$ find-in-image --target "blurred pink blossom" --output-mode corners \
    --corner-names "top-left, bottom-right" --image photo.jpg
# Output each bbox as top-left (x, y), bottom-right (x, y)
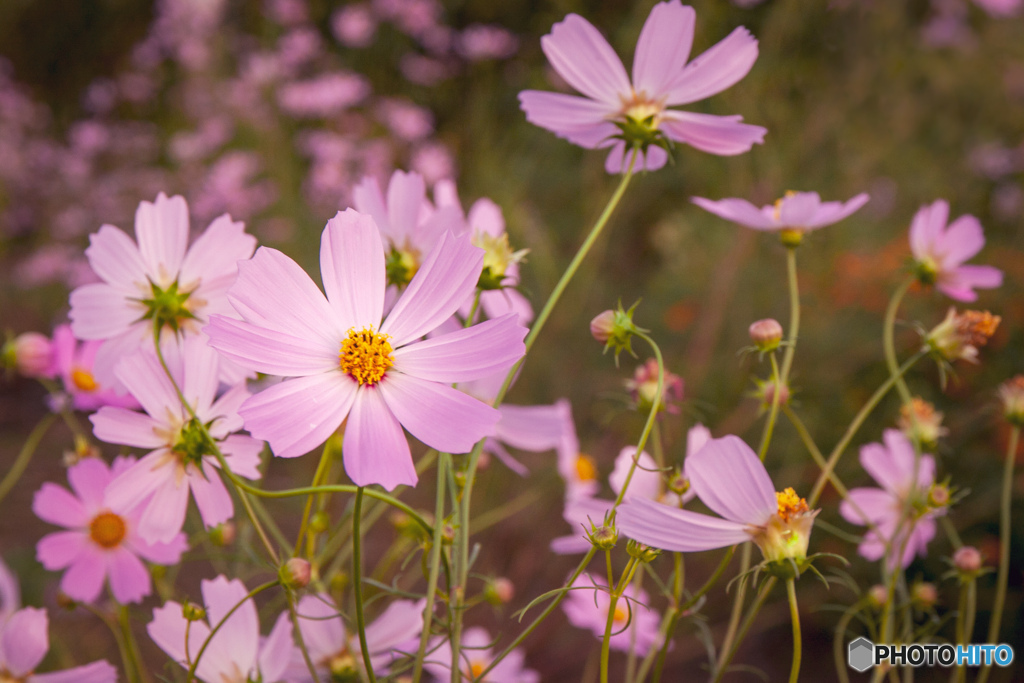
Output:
top-left (692, 190), bottom-right (869, 233)
top-left (456, 24), bottom-right (519, 61)
top-left (277, 73), bottom-right (371, 118)
top-left (0, 607), bottom-right (116, 683)
top-left (563, 574), bottom-right (662, 654)
top-left (909, 199), bottom-right (1002, 301)
top-left (332, 4), bottom-right (378, 47)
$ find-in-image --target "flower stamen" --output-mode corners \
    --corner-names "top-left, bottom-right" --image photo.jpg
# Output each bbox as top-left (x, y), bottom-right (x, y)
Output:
top-left (89, 511), bottom-right (126, 548)
top-left (339, 327), bottom-right (394, 386)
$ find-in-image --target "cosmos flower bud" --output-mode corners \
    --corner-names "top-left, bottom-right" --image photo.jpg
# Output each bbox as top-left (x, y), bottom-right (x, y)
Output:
top-left (928, 483), bottom-right (951, 509)
top-left (952, 546), bottom-right (983, 576)
top-left (310, 510), bottom-right (331, 535)
top-left (626, 540), bottom-right (661, 563)
top-left (666, 467), bottom-right (690, 497)
top-left (997, 375), bottom-right (1024, 426)
top-left (911, 582), bottom-right (938, 610)
top-left (209, 522), bottom-right (236, 547)
top-left (748, 318), bottom-right (783, 352)
top-left (898, 398), bottom-right (947, 449)
top-left (591, 301), bottom-right (645, 366)
top-left (924, 308), bottom-right (1000, 363)
top-left (867, 584), bottom-right (889, 610)
top-left (3, 332), bottom-right (53, 378)
top-left (56, 592), bottom-right (78, 611)
top-left (589, 524), bottom-right (618, 550)
top-left (484, 577), bottom-right (514, 605)
top-left (280, 558), bottom-right (312, 589)
top-left (754, 377), bottom-right (790, 410)
top-left (182, 601), bottom-right (206, 622)
top-left (627, 358), bottom-right (683, 415)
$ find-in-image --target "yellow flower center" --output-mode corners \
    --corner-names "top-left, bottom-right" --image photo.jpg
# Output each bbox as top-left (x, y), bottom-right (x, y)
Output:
top-left (467, 661), bottom-right (486, 679)
top-left (339, 327), bottom-right (393, 386)
top-left (775, 488), bottom-right (808, 523)
top-left (622, 91), bottom-right (665, 127)
top-left (71, 367), bottom-right (98, 392)
top-left (89, 511), bottom-right (126, 548)
top-left (575, 454), bottom-right (597, 482)
top-left (613, 604), bottom-right (629, 624)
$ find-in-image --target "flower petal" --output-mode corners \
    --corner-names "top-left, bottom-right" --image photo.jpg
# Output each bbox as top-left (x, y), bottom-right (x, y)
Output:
top-left (84, 224), bottom-right (148, 291)
top-left (632, 1), bottom-right (695, 97)
top-left (134, 193), bottom-right (190, 286)
top-left (320, 209), bottom-right (386, 332)
top-left (258, 611), bottom-right (294, 682)
top-left (342, 387), bottom-right (417, 490)
top-left (686, 435), bottom-right (777, 525)
top-left (391, 314), bottom-right (525, 383)
top-left (189, 463), bottom-right (234, 529)
top-left (60, 547), bottom-right (107, 603)
top-left (148, 601), bottom-right (204, 666)
top-left (240, 373), bottom-right (357, 458)
top-left (691, 197), bottom-right (777, 229)
top-left (36, 531), bottom-right (88, 570)
top-left (89, 408), bottom-right (165, 450)
top-left (179, 214), bottom-right (257, 290)
top-left (804, 193), bottom-right (870, 228)
top-left (517, 91), bottom-right (617, 145)
top-left (541, 13), bottom-right (629, 104)
top-left (202, 576), bottom-right (258, 675)
top-left (938, 264), bottom-right (1003, 302)
top-left (31, 661), bottom-right (118, 683)
top-left (1, 608), bottom-right (48, 676)
top-left (68, 283), bottom-right (144, 341)
top-left (666, 26), bottom-right (759, 106)
top-left (219, 434), bottom-right (264, 480)
top-left (113, 351), bottom-right (182, 427)
top-left (364, 599), bottom-right (425, 657)
top-left (107, 547), bottom-right (151, 603)
top-left (839, 487), bottom-right (896, 526)
top-left (661, 111), bottom-right (766, 155)
top-left (777, 192), bottom-right (823, 228)
top-left (386, 170), bottom-right (427, 244)
top-left (205, 315), bottom-right (337, 377)
top-left (137, 475), bottom-right (191, 544)
top-left (937, 214), bottom-right (984, 267)
top-left (617, 497), bottom-right (751, 551)
top-left (608, 448), bottom-right (661, 502)
top-left (295, 594), bottom-right (345, 664)
top-left (493, 399), bottom-right (570, 452)
top-left (352, 176), bottom-right (391, 238)
top-left (103, 450), bottom-right (169, 518)
top-left (33, 483), bottom-right (89, 529)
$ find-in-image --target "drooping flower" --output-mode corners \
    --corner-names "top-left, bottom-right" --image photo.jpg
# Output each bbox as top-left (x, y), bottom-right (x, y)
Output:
top-left (519, 0), bottom-right (766, 173)
top-left (617, 435), bottom-right (818, 567)
top-left (68, 193), bottom-right (257, 385)
top-left (562, 574), bottom-right (662, 655)
top-left (691, 191), bottom-right (869, 245)
top-left (923, 307), bottom-right (1000, 364)
top-left (840, 430), bottom-right (947, 569)
top-left (48, 324), bottom-right (138, 412)
top-left (0, 607), bottom-right (117, 683)
top-left (424, 627), bottom-right (539, 683)
top-left (96, 338), bottom-right (263, 543)
top-left (626, 358), bottom-right (683, 415)
top-left (285, 594), bottom-right (424, 681)
top-left (908, 199), bottom-right (1002, 301)
top-left (33, 457), bottom-right (187, 604)
top-left (205, 209), bottom-right (527, 490)
top-left (148, 576), bottom-right (293, 683)
top-left (897, 397), bottom-right (947, 449)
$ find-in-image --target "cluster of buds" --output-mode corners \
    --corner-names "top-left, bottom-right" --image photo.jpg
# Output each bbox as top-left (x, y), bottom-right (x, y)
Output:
top-left (898, 398), bottom-right (948, 450)
top-left (590, 300), bottom-right (646, 366)
top-left (923, 308), bottom-right (1000, 364)
top-left (997, 375), bottom-right (1024, 426)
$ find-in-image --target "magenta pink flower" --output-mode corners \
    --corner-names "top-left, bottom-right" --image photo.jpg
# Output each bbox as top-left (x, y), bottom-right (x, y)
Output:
top-left (148, 576), bottom-right (293, 683)
top-left (425, 627), bottom-right (539, 683)
top-left (68, 193), bottom-right (257, 386)
top-left (49, 325), bottom-right (138, 412)
top-left (95, 339), bottom-right (263, 543)
top-left (205, 209), bottom-right (527, 490)
top-left (33, 457), bottom-right (187, 604)
top-left (692, 190), bottom-right (869, 234)
top-left (618, 436), bottom-right (817, 564)
top-left (562, 574), bottom-right (661, 655)
top-left (0, 607), bottom-right (116, 683)
top-left (286, 594), bottom-right (424, 680)
top-left (909, 200), bottom-right (1003, 302)
top-left (840, 430), bottom-right (945, 569)
top-left (519, 0), bottom-right (765, 173)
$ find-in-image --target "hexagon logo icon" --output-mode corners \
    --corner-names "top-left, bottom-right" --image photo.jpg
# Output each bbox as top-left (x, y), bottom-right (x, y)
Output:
top-left (848, 637), bottom-right (875, 673)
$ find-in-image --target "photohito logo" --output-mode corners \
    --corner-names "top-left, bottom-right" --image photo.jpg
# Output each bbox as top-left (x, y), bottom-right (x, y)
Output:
top-left (847, 638), bottom-right (1015, 671)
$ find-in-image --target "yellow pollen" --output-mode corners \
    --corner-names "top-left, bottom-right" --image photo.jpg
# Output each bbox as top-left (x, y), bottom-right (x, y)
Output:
top-left (339, 327), bottom-right (393, 386)
top-left (775, 488), bottom-right (808, 523)
top-left (957, 310), bottom-right (1000, 347)
top-left (575, 454), bottom-right (597, 482)
top-left (71, 367), bottom-right (98, 392)
top-left (89, 511), bottom-right (126, 548)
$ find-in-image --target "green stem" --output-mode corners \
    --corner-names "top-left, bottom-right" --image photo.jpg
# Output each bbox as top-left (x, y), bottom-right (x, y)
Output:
top-left (295, 439), bottom-right (335, 557)
top-left (758, 352), bottom-right (783, 461)
top-left (882, 278), bottom-right (915, 406)
top-left (288, 592), bottom-right (323, 683)
top-left (0, 413), bottom-right (54, 506)
top-left (413, 452), bottom-right (450, 683)
top-left (716, 543), bottom-right (751, 676)
top-left (779, 246), bottom-right (801, 392)
top-left (601, 558), bottom-right (640, 683)
top-left (977, 424), bottom-right (1018, 683)
top-left (119, 604), bottom-right (152, 683)
top-left (84, 604), bottom-right (136, 683)
top-left (787, 578), bottom-right (802, 683)
top-left (352, 487), bottom-right (377, 683)
top-left (712, 577), bottom-right (775, 683)
top-left (187, 580), bottom-right (279, 682)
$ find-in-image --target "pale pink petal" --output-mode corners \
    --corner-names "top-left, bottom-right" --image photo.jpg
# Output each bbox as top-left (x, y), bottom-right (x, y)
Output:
top-left (839, 488), bottom-right (895, 526)
top-left (378, 372), bottom-right (499, 455)
top-left (617, 497), bottom-right (750, 551)
top-left (804, 193), bottom-right (870, 228)
top-left (68, 283), bottom-right (144, 340)
top-left (923, 200), bottom-right (950, 248)
top-left (604, 141), bottom-right (667, 174)
top-left (107, 547), bottom-right (151, 603)
top-left (89, 408), bottom-right (164, 449)
top-left (189, 463), bottom-right (234, 529)
top-left (137, 476), bottom-right (191, 544)
top-left (937, 214), bottom-right (985, 266)
top-left (90, 327), bottom-right (150, 389)
top-left (342, 387), bottom-right (417, 490)
top-left (480, 288), bottom-right (534, 325)
top-left (130, 533), bottom-right (188, 565)
top-left (202, 576), bottom-right (258, 674)
top-left (113, 352), bottom-right (182, 426)
top-left (33, 483), bottom-right (89, 529)
top-left (134, 193), bottom-right (189, 286)
top-left (219, 434), bottom-right (264, 480)
top-left (938, 264), bottom-right (1003, 301)
top-left (908, 202), bottom-right (935, 259)
top-left (228, 247), bottom-right (344, 348)
top-left (686, 435), bottom-right (776, 525)
top-left (905, 517), bottom-right (937, 566)
top-left (31, 660), bottom-right (117, 683)
top-left (364, 599), bottom-right (425, 657)
top-left (666, 27), bottom-right (758, 106)
top-left (391, 314), bottom-right (525, 383)
top-left (661, 111), bottom-right (766, 155)
top-left (413, 204), bottom-right (462, 255)
top-left (205, 315), bottom-right (338, 377)
top-left (493, 400), bottom-right (570, 452)
top-left (608, 448), bottom-right (661, 502)
top-left (60, 547), bottom-right (107, 603)
top-left (777, 192), bottom-right (823, 228)
top-left (386, 170), bottom-right (427, 243)
top-left (466, 198), bottom-right (505, 238)
top-left (352, 176), bottom-right (391, 238)
top-left (691, 197), bottom-right (777, 229)
top-left (320, 209), bottom-right (386, 331)
top-left (148, 601), bottom-right (203, 665)
top-left (686, 424), bottom-right (712, 456)
top-left (1, 608), bottom-right (48, 676)
top-left (295, 595), bottom-right (345, 663)
top-left (179, 214), bottom-right (257, 289)
top-left (632, 1), bottom-right (695, 97)
top-left (258, 611), bottom-right (294, 682)
top-left (103, 450), bottom-right (169, 517)
top-left (517, 91), bottom-right (617, 144)
top-left (240, 373), bottom-right (357, 458)
top-left (206, 382), bottom-right (251, 436)
top-left (860, 431), bottom-right (915, 495)
top-left (36, 531), bottom-right (88, 570)
top-left (541, 14), bottom-right (629, 104)
top-left (0, 556), bottom-right (20, 619)
top-left (180, 338), bottom-right (220, 415)
top-left (380, 232), bottom-right (483, 348)
top-left (66, 458), bottom-right (112, 513)
top-left (84, 224), bottom-right (148, 291)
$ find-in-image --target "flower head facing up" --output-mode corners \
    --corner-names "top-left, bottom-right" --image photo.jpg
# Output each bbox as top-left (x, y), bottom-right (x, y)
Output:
top-left (49, 325), bottom-right (138, 412)
top-left (617, 435), bottom-right (818, 569)
top-left (908, 199), bottom-right (1002, 301)
top-left (32, 457), bottom-right (188, 604)
top-left (205, 208), bottom-right (527, 491)
top-left (519, 0), bottom-right (766, 173)
top-left (692, 190), bottom-right (870, 245)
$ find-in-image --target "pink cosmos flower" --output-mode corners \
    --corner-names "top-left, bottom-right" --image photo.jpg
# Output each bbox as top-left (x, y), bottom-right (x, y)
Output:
top-left (562, 574), bottom-right (661, 655)
top-left (617, 436), bottom-right (817, 564)
top-left (839, 430), bottom-right (946, 569)
top-left (96, 339), bottom-right (263, 543)
top-left (425, 627), bottom-right (539, 682)
top-left (285, 594), bottom-right (424, 681)
top-left (518, 0), bottom-right (766, 173)
top-left (49, 324), bottom-right (138, 412)
top-left (0, 607), bottom-right (116, 683)
top-left (908, 200), bottom-right (1003, 302)
top-left (148, 576), bottom-right (293, 683)
top-left (692, 190), bottom-right (870, 234)
top-left (68, 193), bottom-right (257, 386)
top-left (205, 209), bottom-right (527, 490)
top-left (33, 457), bottom-right (187, 604)
top-left (0, 558), bottom-right (18, 624)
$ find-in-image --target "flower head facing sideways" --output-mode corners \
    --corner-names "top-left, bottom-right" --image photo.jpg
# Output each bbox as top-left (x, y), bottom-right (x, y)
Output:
top-left (205, 208), bottom-right (527, 490)
top-left (49, 324), bottom-right (138, 412)
top-left (68, 193), bottom-right (257, 385)
top-left (617, 435), bottom-right (818, 568)
top-left (909, 199), bottom-right (1002, 301)
top-left (519, 0), bottom-right (766, 173)
top-left (562, 574), bottom-right (662, 655)
top-left (148, 576), bottom-right (293, 683)
top-left (33, 456), bottom-right (187, 604)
